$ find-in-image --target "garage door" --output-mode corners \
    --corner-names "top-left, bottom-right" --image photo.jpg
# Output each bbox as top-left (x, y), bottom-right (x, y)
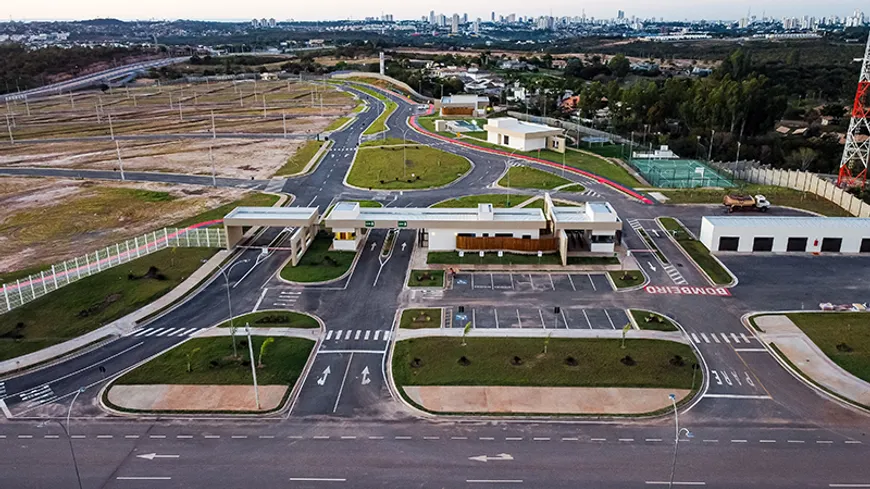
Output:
top-left (718, 236), bottom-right (739, 251)
top-left (787, 237), bottom-right (808, 252)
top-left (861, 238), bottom-right (870, 253)
top-left (821, 237), bottom-right (842, 252)
top-left (752, 237), bottom-right (774, 252)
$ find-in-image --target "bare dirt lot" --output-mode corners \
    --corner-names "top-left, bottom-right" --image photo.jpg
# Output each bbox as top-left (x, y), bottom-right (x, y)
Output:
top-left (0, 177), bottom-right (253, 273)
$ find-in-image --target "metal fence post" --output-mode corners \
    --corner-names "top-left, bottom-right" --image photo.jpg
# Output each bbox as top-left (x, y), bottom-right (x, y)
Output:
top-left (85, 254), bottom-right (91, 276)
top-left (115, 244), bottom-right (120, 266)
top-left (96, 251), bottom-right (101, 272)
top-left (164, 228), bottom-right (169, 247)
top-left (41, 270), bottom-right (48, 294)
top-left (16, 279), bottom-right (24, 305)
top-left (185, 229), bottom-right (190, 247)
top-left (134, 237), bottom-right (140, 257)
top-left (2, 283), bottom-right (9, 311)
top-left (75, 257), bottom-right (81, 279)
top-left (51, 265), bottom-right (58, 290)
top-left (206, 229), bottom-right (211, 247)
top-left (62, 261), bottom-right (68, 286)
top-left (29, 275), bottom-right (36, 300)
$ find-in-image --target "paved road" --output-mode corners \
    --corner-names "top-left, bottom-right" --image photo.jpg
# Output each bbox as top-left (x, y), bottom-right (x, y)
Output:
top-left (1, 80), bottom-right (869, 488)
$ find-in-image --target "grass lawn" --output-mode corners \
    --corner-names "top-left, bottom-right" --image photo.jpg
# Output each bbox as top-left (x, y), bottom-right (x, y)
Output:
top-left (217, 311), bottom-right (319, 329)
top-left (114, 336), bottom-right (314, 385)
top-left (630, 310), bottom-right (678, 331)
top-left (363, 100), bottom-right (398, 135)
top-left (521, 199), bottom-right (546, 209)
top-left (559, 183), bottom-right (586, 192)
top-left (608, 270), bottom-right (644, 289)
top-left (659, 217), bottom-right (733, 285)
top-left (400, 308), bottom-right (442, 329)
top-left (428, 251), bottom-right (561, 265)
top-left (0, 247), bottom-right (217, 362)
top-left (280, 234), bottom-right (356, 283)
top-left (585, 144), bottom-right (626, 159)
top-left (566, 256), bottom-right (620, 265)
top-left (393, 337), bottom-right (697, 388)
top-left (787, 312), bottom-right (870, 383)
top-left (407, 269), bottom-right (444, 287)
top-left (273, 141), bottom-right (325, 177)
top-left (432, 193), bottom-right (530, 208)
top-left (323, 117), bottom-right (351, 132)
top-left (348, 146), bottom-right (471, 190)
top-left (360, 137), bottom-right (407, 147)
top-left (498, 166), bottom-right (572, 190)
top-left (656, 185), bottom-right (851, 217)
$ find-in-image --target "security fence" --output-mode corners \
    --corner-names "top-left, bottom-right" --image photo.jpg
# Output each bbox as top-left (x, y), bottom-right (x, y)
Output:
top-left (0, 226), bottom-right (225, 315)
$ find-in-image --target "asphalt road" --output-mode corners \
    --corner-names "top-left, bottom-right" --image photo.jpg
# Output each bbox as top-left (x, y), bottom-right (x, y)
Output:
top-left (1, 80), bottom-right (869, 488)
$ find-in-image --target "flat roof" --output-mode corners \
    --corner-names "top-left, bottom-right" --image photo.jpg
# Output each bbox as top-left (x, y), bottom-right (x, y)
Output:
top-left (356, 207), bottom-right (546, 223)
top-left (441, 94), bottom-right (488, 104)
top-left (224, 206), bottom-right (319, 225)
top-left (703, 216), bottom-right (870, 229)
top-left (485, 117), bottom-right (561, 135)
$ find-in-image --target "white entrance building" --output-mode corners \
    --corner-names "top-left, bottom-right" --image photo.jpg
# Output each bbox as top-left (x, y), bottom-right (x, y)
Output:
top-left (483, 117), bottom-right (565, 152)
top-left (700, 216), bottom-right (870, 253)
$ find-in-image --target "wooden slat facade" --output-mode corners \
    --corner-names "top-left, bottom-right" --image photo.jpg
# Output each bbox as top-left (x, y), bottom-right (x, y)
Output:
top-left (456, 236), bottom-right (558, 252)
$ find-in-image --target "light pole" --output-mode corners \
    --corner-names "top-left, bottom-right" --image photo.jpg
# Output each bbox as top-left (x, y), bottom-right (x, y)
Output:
top-left (245, 323), bottom-right (261, 410)
top-left (735, 141), bottom-right (742, 166)
top-left (218, 259), bottom-right (250, 358)
top-left (504, 149), bottom-right (519, 207)
top-left (707, 129), bottom-right (715, 162)
top-left (60, 387), bottom-right (86, 489)
top-left (668, 393), bottom-right (693, 488)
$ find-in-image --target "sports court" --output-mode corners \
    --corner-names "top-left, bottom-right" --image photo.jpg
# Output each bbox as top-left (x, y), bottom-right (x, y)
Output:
top-left (628, 158), bottom-right (733, 188)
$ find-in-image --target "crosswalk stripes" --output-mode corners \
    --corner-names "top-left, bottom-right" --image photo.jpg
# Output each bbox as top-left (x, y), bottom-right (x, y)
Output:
top-left (19, 385), bottom-right (56, 409)
top-left (273, 290), bottom-right (301, 308)
top-left (325, 330), bottom-right (391, 342)
top-left (264, 179), bottom-right (285, 193)
top-left (662, 264), bottom-right (688, 285)
top-left (580, 189), bottom-right (601, 197)
top-left (0, 382), bottom-right (5, 397)
top-left (133, 327), bottom-right (199, 338)
top-left (690, 332), bottom-right (756, 344)
top-left (627, 219), bottom-right (643, 231)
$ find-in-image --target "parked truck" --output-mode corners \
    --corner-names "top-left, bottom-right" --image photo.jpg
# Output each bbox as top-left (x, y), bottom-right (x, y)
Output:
top-left (723, 194), bottom-right (771, 213)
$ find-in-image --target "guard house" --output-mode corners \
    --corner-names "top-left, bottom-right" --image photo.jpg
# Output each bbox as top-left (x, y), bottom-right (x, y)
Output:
top-left (544, 195), bottom-right (622, 265)
top-left (223, 207), bottom-right (320, 266)
top-left (438, 94), bottom-right (490, 117)
top-left (484, 117), bottom-right (566, 152)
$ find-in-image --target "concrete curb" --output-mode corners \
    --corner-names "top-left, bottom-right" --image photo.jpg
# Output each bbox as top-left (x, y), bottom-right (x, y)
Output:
top-left (655, 216), bottom-right (739, 288)
top-left (275, 233), bottom-right (368, 288)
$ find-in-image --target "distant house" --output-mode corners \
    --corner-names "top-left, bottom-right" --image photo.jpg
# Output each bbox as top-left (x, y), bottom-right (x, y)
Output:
top-left (484, 117), bottom-right (566, 152)
top-left (552, 59), bottom-right (568, 69)
top-left (438, 95), bottom-right (490, 117)
top-left (260, 72), bottom-right (278, 81)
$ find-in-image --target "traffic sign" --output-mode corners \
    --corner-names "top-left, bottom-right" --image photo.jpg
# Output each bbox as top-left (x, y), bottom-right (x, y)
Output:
top-left (365, 220), bottom-right (374, 228)
top-left (398, 220), bottom-right (407, 228)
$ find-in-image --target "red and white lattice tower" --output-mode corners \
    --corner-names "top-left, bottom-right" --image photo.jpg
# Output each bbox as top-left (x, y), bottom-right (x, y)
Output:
top-left (837, 33), bottom-right (870, 188)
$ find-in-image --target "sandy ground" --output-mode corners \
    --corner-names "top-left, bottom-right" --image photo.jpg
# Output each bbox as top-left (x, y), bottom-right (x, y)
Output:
top-left (108, 384), bottom-right (287, 412)
top-left (403, 385), bottom-right (690, 414)
top-left (0, 177), bottom-right (252, 273)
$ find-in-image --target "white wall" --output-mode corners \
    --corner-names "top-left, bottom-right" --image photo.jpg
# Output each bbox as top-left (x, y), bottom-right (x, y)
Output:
top-left (486, 130), bottom-right (547, 152)
top-left (701, 218), bottom-right (870, 254)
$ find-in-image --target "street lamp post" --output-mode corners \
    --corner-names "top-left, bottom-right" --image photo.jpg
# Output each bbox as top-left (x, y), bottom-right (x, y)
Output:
top-left (735, 141), bottom-right (742, 165)
top-left (668, 393), bottom-right (693, 488)
top-left (707, 129), bottom-right (715, 162)
top-left (402, 128), bottom-right (410, 180)
top-left (60, 387), bottom-right (86, 489)
top-left (217, 259), bottom-right (250, 358)
top-left (245, 323), bottom-right (261, 410)
top-left (505, 149), bottom-right (519, 207)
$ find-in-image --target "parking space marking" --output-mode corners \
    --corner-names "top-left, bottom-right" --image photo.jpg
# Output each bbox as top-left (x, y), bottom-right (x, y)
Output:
top-left (567, 274), bottom-right (576, 291)
top-left (490, 273), bottom-right (494, 290)
top-left (516, 309), bottom-right (522, 328)
top-left (509, 273), bottom-right (514, 289)
top-left (588, 274), bottom-right (596, 291)
top-left (494, 308), bottom-right (499, 329)
top-left (549, 274), bottom-right (556, 289)
top-left (561, 308), bottom-right (569, 329)
top-left (538, 309), bottom-right (547, 329)
top-left (529, 274), bottom-right (535, 289)
top-left (472, 309), bottom-right (477, 329)
top-left (604, 310), bottom-right (616, 329)
top-left (582, 309), bottom-right (592, 329)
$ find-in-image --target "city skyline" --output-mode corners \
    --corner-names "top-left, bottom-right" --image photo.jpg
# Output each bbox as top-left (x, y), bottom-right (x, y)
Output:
top-left (2, 0), bottom-right (867, 23)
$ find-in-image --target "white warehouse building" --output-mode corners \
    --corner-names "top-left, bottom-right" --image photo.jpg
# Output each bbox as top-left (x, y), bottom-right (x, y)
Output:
top-left (700, 216), bottom-right (870, 254)
top-left (484, 117), bottom-right (566, 152)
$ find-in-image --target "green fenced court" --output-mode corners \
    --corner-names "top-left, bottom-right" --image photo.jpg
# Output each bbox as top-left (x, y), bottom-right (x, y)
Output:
top-left (628, 158), bottom-right (733, 188)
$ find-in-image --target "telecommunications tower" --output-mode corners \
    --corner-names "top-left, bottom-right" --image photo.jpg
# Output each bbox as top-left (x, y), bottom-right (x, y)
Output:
top-left (837, 33), bottom-right (870, 187)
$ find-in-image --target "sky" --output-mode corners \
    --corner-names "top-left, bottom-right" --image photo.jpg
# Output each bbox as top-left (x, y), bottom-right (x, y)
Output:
top-left (1, 0), bottom-right (866, 23)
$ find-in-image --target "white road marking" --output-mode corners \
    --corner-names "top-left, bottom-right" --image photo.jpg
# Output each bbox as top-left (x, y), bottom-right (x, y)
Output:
top-left (582, 309), bottom-right (592, 329)
top-left (704, 394), bottom-right (771, 400)
top-left (691, 333), bottom-right (701, 343)
top-left (344, 330), bottom-right (351, 340)
top-left (155, 328), bottom-right (176, 337)
top-left (720, 333), bottom-right (731, 344)
top-left (289, 478), bottom-right (346, 482)
top-left (734, 348), bottom-right (767, 352)
top-left (700, 333), bottom-right (710, 343)
top-left (374, 331), bottom-right (381, 340)
top-left (326, 330), bottom-right (334, 340)
top-left (364, 330), bottom-right (370, 340)
top-left (252, 288), bottom-right (268, 312)
top-left (117, 477), bottom-right (172, 481)
top-left (144, 328), bottom-right (165, 337)
top-left (354, 330), bottom-right (361, 340)
top-left (467, 480), bottom-right (523, 484)
top-left (604, 309), bottom-right (616, 329)
top-left (760, 440), bottom-right (776, 443)
top-left (332, 352), bottom-right (354, 413)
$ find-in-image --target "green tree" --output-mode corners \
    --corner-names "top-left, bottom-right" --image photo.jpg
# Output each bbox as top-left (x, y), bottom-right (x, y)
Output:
top-left (462, 322), bottom-right (472, 346)
top-left (258, 337), bottom-right (275, 368)
top-left (608, 54), bottom-right (631, 78)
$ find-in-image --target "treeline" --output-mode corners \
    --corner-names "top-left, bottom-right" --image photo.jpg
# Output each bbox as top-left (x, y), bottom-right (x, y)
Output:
top-left (0, 44), bottom-right (151, 95)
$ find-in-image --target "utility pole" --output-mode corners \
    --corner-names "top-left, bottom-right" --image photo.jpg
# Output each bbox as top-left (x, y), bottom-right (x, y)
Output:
top-left (5, 114), bottom-right (14, 144)
top-left (115, 140), bottom-right (125, 181)
top-left (282, 111), bottom-right (287, 138)
top-left (211, 110), bottom-right (216, 138)
top-left (24, 96), bottom-right (30, 117)
top-left (245, 323), bottom-right (261, 410)
top-left (263, 94), bottom-right (267, 118)
top-left (707, 129), bottom-right (715, 162)
top-left (178, 100), bottom-right (183, 121)
top-left (239, 90), bottom-right (244, 108)
top-left (209, 145), bottom-right (217, 187)
top-left (108, 113), bottom-right (115, 140)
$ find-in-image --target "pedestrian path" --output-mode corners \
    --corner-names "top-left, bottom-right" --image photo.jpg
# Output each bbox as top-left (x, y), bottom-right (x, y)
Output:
top-left (131, 327), bottom-right (200, 338)
top-left (17, 385), bottom-right (56, 409)
top-left (324, 329), bottom-right (392, 342)
top-left (662, 264), bottom-right (688, 285)
top-left (627, 218), bottom-right (643, 231)
top-left (690, 332), bottom-right (755, 344)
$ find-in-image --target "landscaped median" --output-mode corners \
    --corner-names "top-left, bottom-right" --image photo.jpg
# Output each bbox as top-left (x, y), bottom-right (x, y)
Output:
top-left (346, 145), bottom-right (471, 190)
top-left (630, 310), bottom-right (679, 331)
top-left (608, 270), bottom-right (645, 290)
top-left (279, 231), bottom-right (357, 284)
top-left (217, 311), bottom-right (320, 329)
top-left (105, 336), bottom-right (315, 413)
top-left (399, 308), bottom-right (442, 329)
top-left (658, 217), bottom-right (734, 286)
top-left (751, 313), bottom-right (870, 409)
top-left (392, 335), bottom-right (699, 415)
top-left (407, 269), bottom-right (444, 287)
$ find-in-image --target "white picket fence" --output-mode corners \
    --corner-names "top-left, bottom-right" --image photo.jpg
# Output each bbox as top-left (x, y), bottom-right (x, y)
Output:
top-left (1, 226), bottom-right (226, 315)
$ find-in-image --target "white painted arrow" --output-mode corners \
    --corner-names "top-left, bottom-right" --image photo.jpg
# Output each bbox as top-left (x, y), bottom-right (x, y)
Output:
top-left (137, 453), bottom-right (179, 460)
top-left (401, 242), bottom-right (407, 252)
top-left (469, 453), bottom-right (514, 462)
top-left (361, 366), bottom-right (371, 385)
top-left (651, 229), bottom-right (660, 238)
top-left (647, 261), bottom-right (657, 272)
top-left (317, 366), bottom-right (331, 386)
top-left (371, 242), bottom-right (377, 251)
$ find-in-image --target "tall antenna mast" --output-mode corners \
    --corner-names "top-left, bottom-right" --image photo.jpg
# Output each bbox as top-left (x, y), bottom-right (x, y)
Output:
top-left (837, 33), bottom-right (870, 188)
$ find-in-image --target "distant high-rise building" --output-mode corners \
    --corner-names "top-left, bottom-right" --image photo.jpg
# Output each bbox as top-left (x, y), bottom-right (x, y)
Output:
top-left (451, 14), bottom-right (460, 34)
top-left (473, 18), bottom-right (481, 34)
top-left (507, 13), bottom-right (516, 23)
top-left (617, 10), bottom-right (625, 20)
top-left (261, 18), bottom-right (268, 29)
top-left (268, 18), bottom-right (276, 28)
top-left (463, 13), bottom-right (468, 24)
top-left (429, 10), bottom-right (436, 25)
top-left (491, 11), bottom-right (496, 22)
top-left (437, 14), bottom-right (447, 27)
top-left (251, 18), bottom-right (261, 28)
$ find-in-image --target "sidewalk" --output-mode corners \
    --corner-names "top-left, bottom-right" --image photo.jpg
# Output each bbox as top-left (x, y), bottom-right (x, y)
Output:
top-left (395, 327), bottom-right (689, 344)
top-left (755, 315), bottom-right (870, 407)
top-left (0, 250), bottom-right (231, 375)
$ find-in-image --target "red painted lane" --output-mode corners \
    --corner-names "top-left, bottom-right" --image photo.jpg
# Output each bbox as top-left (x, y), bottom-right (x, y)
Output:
top-left (4, 219), bottom-right (224, 294)
top-left (404, 106), bottom-right (652, 205)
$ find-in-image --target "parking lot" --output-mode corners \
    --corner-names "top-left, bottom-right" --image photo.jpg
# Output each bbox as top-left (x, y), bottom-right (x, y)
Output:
top-left (446, 306), bottom-right (631, 330)
top-left (451, 272), bottom-right (612, 293)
